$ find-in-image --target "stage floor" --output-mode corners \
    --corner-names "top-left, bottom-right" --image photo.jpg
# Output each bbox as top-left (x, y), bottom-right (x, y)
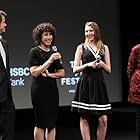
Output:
top-left (15, 103), bottom-right (137, 140)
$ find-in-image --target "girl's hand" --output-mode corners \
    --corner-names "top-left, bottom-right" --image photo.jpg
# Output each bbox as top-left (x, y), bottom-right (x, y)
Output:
top-left (87, 60), bottom-right (98, 69)
top-left (95, 60), bottom-right (104, 68)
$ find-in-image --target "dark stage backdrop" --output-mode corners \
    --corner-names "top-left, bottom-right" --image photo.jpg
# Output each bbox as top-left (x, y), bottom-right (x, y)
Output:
top-left (1, 0), bottom-right (121, 109)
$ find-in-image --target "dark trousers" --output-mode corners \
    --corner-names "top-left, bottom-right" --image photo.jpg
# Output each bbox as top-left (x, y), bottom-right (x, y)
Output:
top-left (0, 98), bottom-right (15, 140)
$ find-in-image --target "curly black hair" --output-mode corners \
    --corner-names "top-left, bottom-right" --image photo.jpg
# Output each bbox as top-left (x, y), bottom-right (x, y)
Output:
top-left (32, 22), bottom-right (56, 46)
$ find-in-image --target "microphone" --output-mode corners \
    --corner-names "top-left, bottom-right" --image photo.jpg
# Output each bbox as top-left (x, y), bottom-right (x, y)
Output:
top-left (52, 45), bottom-right (57, 52)
top-left (96, 55), bottom-right (101, 63)
top-left (51, 45), bottom-right (63, 64)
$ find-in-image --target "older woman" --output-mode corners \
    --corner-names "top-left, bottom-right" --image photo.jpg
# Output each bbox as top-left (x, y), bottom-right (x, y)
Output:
top-left (127, 44), bottom-right (140, 139)
top-left (28, 22), bottom-right (65, 140)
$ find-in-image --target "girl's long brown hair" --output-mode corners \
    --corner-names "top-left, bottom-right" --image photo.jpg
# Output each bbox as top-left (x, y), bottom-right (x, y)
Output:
top-left (85, 21), bottom-right (105, 55)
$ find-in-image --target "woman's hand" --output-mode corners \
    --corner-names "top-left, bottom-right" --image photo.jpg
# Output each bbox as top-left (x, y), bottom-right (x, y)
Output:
top-left (41, 70), bottom-right (49, 77)
top-left (48, 52), bottom-right (61, 63)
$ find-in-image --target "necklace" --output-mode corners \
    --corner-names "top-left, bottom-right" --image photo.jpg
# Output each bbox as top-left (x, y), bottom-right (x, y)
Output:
top-left (38, 46), bottom-right (50, 52)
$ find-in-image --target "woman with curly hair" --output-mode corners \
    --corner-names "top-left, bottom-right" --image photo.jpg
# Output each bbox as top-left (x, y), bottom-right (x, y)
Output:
top-left (28, 22), bottom-right (65, 140)
top-left (71, 21), bottom-right (111, 140)
top-left (127, 44), bottom-right (140, 140)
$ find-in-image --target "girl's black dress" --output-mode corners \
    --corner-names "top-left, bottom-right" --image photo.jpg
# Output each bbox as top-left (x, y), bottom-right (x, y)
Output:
top-left (71, 44), bottom-right (111, 117)
top-left (29, 47), bottom-right (63, 129)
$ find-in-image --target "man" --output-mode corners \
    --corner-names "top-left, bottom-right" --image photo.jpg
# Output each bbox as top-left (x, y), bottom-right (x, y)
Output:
top-left (0, 10), bottom-right (15, 140)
